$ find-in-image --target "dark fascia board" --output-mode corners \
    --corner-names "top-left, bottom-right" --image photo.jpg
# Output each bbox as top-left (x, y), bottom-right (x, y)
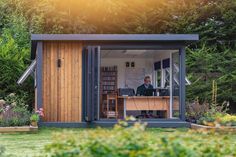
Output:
top-left (30, 34), bottom-right (199, 59)
top-left (31, 34), bottom-right (199, 41)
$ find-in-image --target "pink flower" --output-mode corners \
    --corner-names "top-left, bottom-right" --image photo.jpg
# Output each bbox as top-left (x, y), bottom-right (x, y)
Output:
top-left (34, 108), bottom-right (44, 117)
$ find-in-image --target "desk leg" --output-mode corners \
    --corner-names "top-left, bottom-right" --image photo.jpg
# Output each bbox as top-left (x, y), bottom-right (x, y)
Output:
top-left (124, 98), bottom-right (126, 119)
top-left (166, 109), bottom-right (170, 119)
top-left (165, 99), bottom-right (171, 119)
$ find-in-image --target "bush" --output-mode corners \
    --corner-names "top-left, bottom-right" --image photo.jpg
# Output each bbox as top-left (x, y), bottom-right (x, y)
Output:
top-left (186, 100), bottom-right (210, 123)
top-left (186, 100), bottom-right (229, 123)
top-left (198, 113), bottom-right (236, 127)
top-left (0, 17), bottom-right (34, 109)
top-left (44, 120), bottom-right (236, 157)
top-left (0, 93), bottom-right (31, 126)
top-left (0, 145), bottom-right (5, 156)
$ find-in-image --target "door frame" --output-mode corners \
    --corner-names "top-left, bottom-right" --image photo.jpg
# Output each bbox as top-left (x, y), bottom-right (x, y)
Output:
top-left (82, 44), bottom-right (186, 122)
top-left (82, 46), bottom-right (101, 122)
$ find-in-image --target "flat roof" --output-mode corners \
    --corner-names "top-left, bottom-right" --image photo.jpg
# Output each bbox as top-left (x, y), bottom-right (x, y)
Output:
top-left (31, 34), bottom-right (199, 41)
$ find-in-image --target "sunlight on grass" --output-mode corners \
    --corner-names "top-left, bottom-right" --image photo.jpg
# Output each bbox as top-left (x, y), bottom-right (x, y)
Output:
top-left (0, 127), bottom-right (236, 157)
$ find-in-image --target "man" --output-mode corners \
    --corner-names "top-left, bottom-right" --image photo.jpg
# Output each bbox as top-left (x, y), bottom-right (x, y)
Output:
top-left (136, 76), bottom-right (154, 96)
top-left (136, 76), bottom-right (154, 118)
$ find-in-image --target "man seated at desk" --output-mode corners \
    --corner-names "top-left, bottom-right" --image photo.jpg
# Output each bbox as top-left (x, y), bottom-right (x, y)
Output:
top-left (136, 76), bottom-right (155, 118)
top-left (136, 76), bottom-right (154, 96)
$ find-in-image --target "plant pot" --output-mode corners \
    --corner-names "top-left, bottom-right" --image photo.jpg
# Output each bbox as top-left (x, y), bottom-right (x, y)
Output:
top-left (206, 122), bottom-right (215, 127)
top-left (31, 121), bottom-right (38, 127)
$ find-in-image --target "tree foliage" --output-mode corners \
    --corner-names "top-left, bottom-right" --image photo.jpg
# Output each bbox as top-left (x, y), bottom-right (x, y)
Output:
top-left (0, 0), bottom-right (235, 108)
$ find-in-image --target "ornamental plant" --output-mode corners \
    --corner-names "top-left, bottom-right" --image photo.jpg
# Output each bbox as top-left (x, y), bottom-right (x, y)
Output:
top-left (44, 118), bottom-right (236, 157)
top-left (198, 113), bottom-right (236, 127)
top-left (30, 108), bottom-right (44, 122)
top-left (30, 114), bottom-right (39, 122)
top-left (0, 93), bottom-right (31, 126)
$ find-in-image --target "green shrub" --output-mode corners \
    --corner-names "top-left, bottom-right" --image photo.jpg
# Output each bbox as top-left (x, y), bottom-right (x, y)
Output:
top-left (30, 113), bottom-right (40, 122)
top-left (44, 121), bottom-right (236, 157)
top-left (0, 17), bottom-right (34, 109)
top-left (0, 145), bottom-right (5, 156)
top-left (198, 113), bottom-right (236, 126)
top-left (218, 114), bottom-right (236, 126)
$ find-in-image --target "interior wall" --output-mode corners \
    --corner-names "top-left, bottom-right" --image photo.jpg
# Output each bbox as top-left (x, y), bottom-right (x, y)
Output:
top-left (101, 58), bottom-right (154, 90)
top-left (100, 50), bottom-right (176, 91)
top-left (154, 52), bottom-right (172, 62)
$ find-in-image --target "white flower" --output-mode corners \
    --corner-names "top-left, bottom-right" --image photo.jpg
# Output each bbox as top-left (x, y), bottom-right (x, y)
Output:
top-left (9, 93), bottom-right (15, 97)
top-left (11, 102), bottom-right (17, 107)
top-left (0, 99), bottom-right (6, 105)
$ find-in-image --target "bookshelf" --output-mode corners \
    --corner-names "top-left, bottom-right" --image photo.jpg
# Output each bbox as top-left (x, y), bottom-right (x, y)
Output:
top-left (100, 66), bottom-right (118, 94)
top-left (100, 66), bottom-right (118, 118)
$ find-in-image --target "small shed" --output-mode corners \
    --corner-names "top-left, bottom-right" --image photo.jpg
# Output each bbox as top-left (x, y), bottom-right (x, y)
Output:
top-left (19, 34), bottom-right (199, 127)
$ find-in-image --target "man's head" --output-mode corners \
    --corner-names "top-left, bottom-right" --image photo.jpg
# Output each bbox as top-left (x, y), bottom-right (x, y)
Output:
top-left (144, 76), bottom-right (151, 86)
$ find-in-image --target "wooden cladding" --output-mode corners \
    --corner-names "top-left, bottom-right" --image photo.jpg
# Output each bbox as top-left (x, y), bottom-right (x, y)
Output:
top-left (42, 42), bottom-right (82, 122)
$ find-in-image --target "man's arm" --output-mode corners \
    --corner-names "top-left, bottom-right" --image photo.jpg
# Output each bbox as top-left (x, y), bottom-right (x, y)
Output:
top-left (149, 84), bottom-right (154, 89)
top-left (136, 86), bottom-right (141, 96)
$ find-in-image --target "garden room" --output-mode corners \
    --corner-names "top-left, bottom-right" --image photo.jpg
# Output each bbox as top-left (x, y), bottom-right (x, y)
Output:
top-left (98, 49), bottom-right (187, 120)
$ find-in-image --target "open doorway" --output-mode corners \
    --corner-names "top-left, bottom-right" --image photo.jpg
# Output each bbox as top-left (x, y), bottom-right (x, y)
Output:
top-left (99, 49), bottom-right (183, 120)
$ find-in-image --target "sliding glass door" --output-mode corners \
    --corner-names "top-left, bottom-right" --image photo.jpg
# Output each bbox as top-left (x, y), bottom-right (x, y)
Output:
top-left (170, 52), bottom-right (180, 118)
top-left (84, 46), bottom-right (100, 122)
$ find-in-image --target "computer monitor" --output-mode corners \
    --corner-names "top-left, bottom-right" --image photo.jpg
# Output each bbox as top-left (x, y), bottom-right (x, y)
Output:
top-left (118, 88), bottom-right (135, 96)
top-left (144, 89), bottom-right (156, 96)
top-left (159, 88), bottom-right (169, 96)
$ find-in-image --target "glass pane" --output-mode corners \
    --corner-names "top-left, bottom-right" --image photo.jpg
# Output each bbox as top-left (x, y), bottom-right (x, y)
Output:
top-left (156, 70), bottom-right (161, 87)
top-left (172, 52), bottom-right (180, 118)
top-left (164, 68), bottom-right (170, 88)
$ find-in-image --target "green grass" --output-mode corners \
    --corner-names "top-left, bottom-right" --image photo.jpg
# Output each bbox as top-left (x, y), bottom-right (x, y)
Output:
top-left (0, 127), bottom-right (236, 157)
top-left (0, 127), bottom-right (84, 157)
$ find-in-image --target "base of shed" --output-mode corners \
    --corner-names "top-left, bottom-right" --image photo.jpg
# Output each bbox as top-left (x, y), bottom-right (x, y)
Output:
top-left (39, 119), bottom-right (190, 128)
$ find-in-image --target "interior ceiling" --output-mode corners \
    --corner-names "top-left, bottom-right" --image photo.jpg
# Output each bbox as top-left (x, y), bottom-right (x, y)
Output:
top-left (101, 50), bottom-right (176, 58)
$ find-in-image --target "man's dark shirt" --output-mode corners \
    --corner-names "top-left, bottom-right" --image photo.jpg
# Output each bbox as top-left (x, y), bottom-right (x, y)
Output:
top-left (136, 84), bottom-right (154, 96)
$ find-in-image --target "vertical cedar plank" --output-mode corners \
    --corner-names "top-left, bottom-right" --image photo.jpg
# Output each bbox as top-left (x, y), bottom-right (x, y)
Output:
top-left (50, 42), bottom-right (54, 121)
top-left (46, 42), bottom-right (50, 122)
top-left (57, 42), bottom-right (61, 122)
top-left (71, 42), bottom-right (76, 122)
top-left (75, 42), bottom-right (80, 122)
top-left (78, 42), bottom-right (82, 122)
top-left (67, 42), bottom-right (71, 122)
top-left (49, 42), bottom-right (52, 121)
top-left (64, 43), bottom-right (68, 122)
top-left (61, 42), bottom-right (65, 122)
top-left (46, 42), bottom-right (50, 121)
top-left (53, 42), bottom-right (58, 121)
top-left (55, 42), bottom-right (58, 121)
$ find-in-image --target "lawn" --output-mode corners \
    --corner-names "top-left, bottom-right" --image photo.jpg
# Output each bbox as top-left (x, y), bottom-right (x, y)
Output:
top-left (0, 127), bottom-right (236, 157)
top-left (0, 127), bottom-right (86, 157)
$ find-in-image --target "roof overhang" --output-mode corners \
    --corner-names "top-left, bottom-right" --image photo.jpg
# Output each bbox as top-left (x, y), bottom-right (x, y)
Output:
top-left (31, 34), bottom-right (198, 41)
top-left (31, 34), bottom-right (199, 59)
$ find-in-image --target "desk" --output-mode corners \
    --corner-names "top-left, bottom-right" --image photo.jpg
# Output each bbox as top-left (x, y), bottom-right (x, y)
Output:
top-left (118, 96), bottom-right (179, 118)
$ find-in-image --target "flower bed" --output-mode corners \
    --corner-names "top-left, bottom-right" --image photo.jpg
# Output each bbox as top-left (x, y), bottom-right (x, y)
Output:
top-left (0, 126), bottom-right (38, 133)
top-left (0, 93), bottom-right (31, 127)
top-left (186, 99), bottom-right (236, 129)
top-left (198, 113), bottom-right (236, 127)
top-left (0, 93), bottom-right (43, 132)
top-left (191, 123), bottom-right (236, 132)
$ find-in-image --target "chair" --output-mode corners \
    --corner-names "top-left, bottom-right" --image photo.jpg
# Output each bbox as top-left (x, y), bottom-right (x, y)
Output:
top-left (106, 93), bottom-right (118, 119)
